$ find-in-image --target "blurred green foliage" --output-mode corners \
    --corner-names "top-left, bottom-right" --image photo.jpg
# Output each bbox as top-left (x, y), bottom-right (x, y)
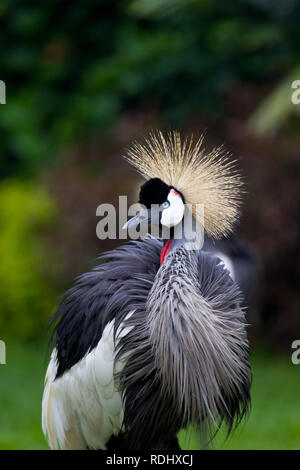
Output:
top-left (248, 62), bottom-right (300, 135)
top-left (1, 0), bottom-right (300, 177)
top-left (0, 180), bottom-right (57, 340)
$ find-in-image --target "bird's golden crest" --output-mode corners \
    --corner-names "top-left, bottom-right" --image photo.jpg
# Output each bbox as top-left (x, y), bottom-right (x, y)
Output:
top-left (125, 130), bottom-right (243, 239)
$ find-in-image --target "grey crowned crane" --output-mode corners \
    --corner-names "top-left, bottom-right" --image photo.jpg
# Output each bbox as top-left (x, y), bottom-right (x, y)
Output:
top-left (42, 131), bottom-right (251, 450)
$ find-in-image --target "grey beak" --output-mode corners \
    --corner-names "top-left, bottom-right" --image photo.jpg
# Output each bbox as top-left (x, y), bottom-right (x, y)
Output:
top-left (123, 208), bottom-right (151, 230)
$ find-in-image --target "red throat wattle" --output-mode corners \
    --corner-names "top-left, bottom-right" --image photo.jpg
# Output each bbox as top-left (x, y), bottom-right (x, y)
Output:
top-left (160, 239), bottom-right (172, 265)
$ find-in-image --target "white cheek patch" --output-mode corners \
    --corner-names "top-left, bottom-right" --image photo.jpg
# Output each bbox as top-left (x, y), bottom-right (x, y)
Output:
top-left (161, 189), bottom-right (185, 228)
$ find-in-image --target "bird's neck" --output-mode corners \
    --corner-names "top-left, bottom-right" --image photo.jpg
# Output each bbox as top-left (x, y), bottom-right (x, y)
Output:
top-left (160, 213), bottom-right (203, 265)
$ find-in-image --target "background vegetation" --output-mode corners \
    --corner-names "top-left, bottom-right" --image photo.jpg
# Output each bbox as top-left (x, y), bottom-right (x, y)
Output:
top-left (0, 0), bottom-right (299, 449)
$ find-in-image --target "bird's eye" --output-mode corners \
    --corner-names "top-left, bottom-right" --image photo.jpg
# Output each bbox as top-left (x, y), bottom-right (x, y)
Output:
top-left (161, 201), bottom-right (170, 209)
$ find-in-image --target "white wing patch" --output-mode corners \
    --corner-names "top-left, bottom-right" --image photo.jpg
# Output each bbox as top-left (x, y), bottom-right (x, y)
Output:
top-left (42, 319), bottom-right (131, 450)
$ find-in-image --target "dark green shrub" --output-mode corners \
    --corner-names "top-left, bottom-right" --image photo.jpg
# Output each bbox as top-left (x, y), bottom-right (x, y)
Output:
top-left (0, 180), bottom-right (57, 340)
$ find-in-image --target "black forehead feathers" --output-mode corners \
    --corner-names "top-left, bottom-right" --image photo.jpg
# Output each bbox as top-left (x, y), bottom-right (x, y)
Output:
top-left (139, 178), bottom-right (171, 208)
top-left (139, 178), bottom-right (184, 208)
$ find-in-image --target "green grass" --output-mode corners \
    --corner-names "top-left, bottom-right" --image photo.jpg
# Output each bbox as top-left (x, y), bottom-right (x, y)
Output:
top-left (0, 342), bottom-right (299, 450)
top-left (0, 340), bottom-right (48, 449)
